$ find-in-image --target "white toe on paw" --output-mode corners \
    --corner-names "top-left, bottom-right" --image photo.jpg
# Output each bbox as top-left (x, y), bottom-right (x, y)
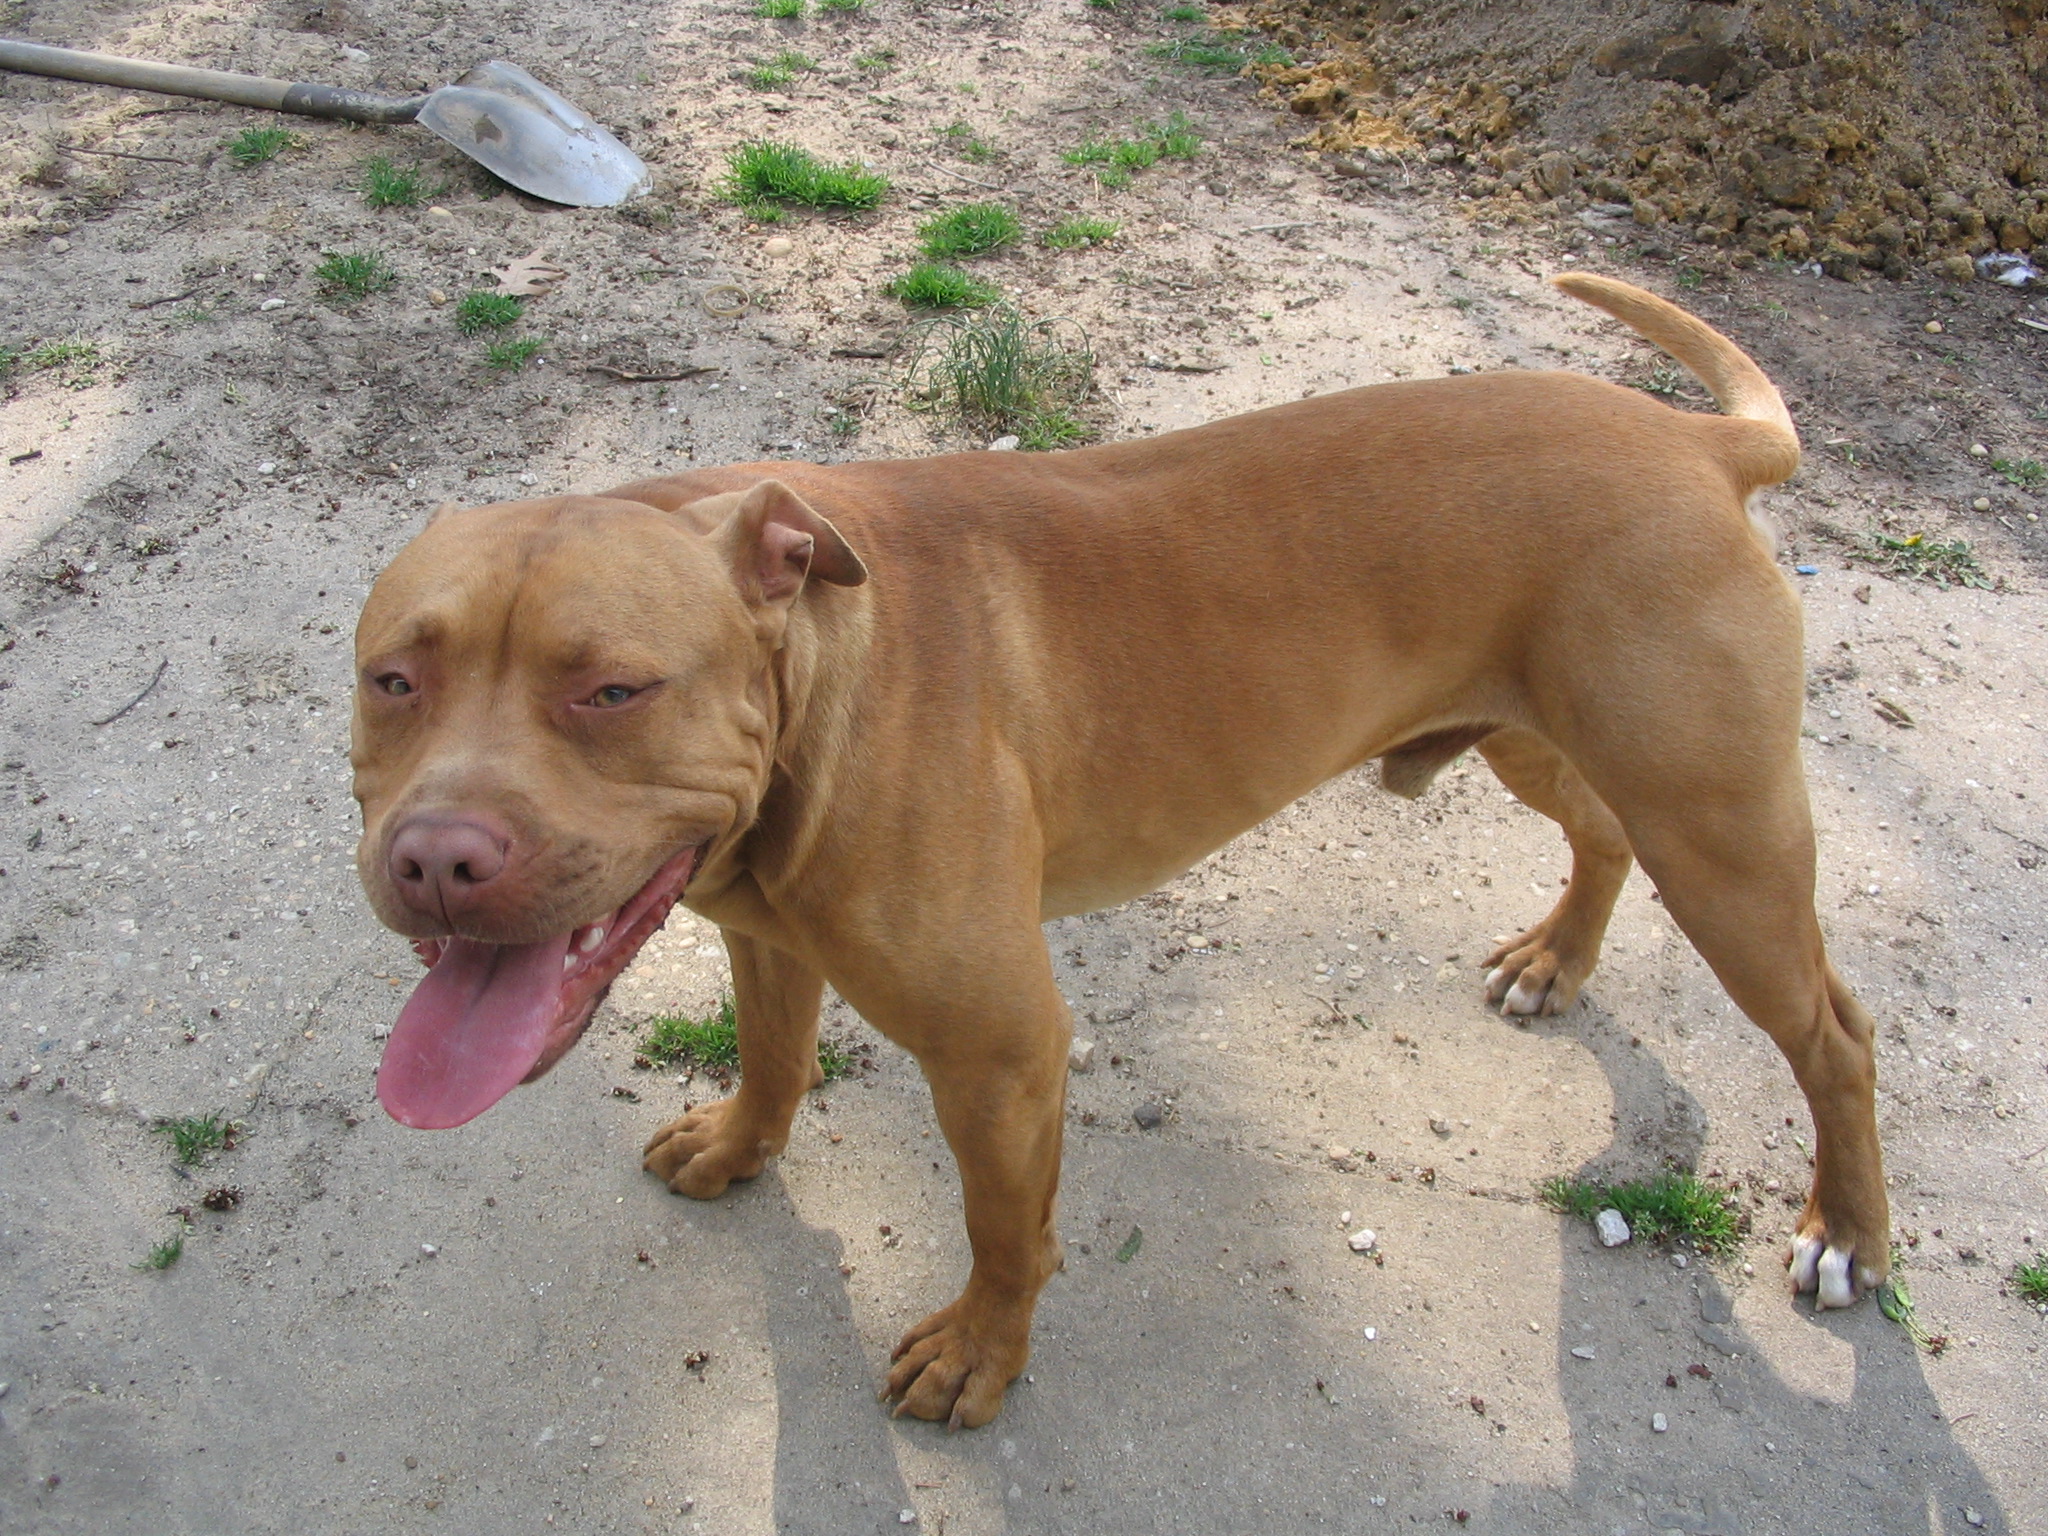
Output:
top-left (1484, 966), bottom-right (1510, 1002)
top-left (1816, 1246), bottom-right (1855, 1309)
top-left (1788, 1232), bottom-right (1822, 1293)
top-left (1503, 974), bottom-right (1549, 1015)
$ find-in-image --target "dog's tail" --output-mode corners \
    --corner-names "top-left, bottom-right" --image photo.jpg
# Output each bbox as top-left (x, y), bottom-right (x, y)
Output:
top-left (1552, 272), bottom-right (1800, 488)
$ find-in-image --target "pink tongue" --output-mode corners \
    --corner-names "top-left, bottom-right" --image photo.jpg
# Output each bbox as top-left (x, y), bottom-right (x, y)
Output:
top-left (377, 934), bottom-right (571, 1129)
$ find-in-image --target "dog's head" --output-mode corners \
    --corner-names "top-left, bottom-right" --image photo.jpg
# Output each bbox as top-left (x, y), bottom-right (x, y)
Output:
top-left (350, 480), bottom-right (865, 1129)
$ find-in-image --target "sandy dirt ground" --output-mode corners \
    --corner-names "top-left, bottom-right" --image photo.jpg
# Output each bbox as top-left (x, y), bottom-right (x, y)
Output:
top-left (2, 2), bottom-right (2045, 1533)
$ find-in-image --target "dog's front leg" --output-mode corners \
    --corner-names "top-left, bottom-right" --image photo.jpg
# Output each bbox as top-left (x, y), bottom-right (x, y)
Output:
top-left (881, 980), bottom-right (1070, 1430)
top-left (643, 930), bottom-right (824, 1199)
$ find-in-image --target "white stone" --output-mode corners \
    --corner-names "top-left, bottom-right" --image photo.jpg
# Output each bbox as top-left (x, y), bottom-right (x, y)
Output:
top-left (1570, 1345), bottom-right (1596, 1360)
top-left (1595, 1208), bottom-right (1632, 1247)
top-left (986, 435), bottom-right (1020, 451)
top-left (420, 1243), bottom-right (438, 1257)
top-left (899, 1513), bottom-right (917, 1526)
top-left (260, 298), bottom-right (288, 311)
top-left (1068, 1038), bottom-right (1096, 1073)
top-left (1651, 1412), bottom-right (1668, 1433)
top-left (763, 236), bottom-right (794, 257)
top-left (1347, 1228), bottom-right (1377, 1253)
top-left (1362, 1326), bottom-right (1377, 1341)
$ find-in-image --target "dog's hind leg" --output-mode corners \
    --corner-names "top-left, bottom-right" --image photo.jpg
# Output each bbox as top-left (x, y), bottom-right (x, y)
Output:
top-left (642, 931), bottom-right (825, 1199)
top-left (1474, 727), bottom-right (1635, 1015)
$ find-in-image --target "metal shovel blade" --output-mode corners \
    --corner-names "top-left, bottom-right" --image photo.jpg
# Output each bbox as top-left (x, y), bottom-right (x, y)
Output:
top-left (416, 61), bottom-right (650, 208)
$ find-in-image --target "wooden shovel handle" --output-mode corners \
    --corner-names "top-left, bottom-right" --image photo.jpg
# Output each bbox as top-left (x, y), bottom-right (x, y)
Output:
top-left (0, 38), bottom-right (427, 123)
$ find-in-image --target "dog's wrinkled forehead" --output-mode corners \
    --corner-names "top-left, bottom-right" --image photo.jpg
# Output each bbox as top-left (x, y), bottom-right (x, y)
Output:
top-left (360, 497), bottom-right (743, 660)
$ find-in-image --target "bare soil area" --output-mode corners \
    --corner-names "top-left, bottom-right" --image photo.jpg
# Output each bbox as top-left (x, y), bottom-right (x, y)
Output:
top-left (1, 2), bottom-right (2044, 1534)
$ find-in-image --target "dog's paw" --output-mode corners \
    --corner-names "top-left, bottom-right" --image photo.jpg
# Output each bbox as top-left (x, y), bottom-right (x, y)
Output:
top-left (1481, 926), bottom-right (1586, 1017)
top-left (1788, 1209), bottom-right (1888, 1310)
top-left (880, 1300), bottom-right (1028, 1431)
top-left (641, 1098), bottom-right (771, 1199)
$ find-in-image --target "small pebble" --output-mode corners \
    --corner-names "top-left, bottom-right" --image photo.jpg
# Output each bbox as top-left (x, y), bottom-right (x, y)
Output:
top-left (1133, 1102), bottom-right (1164, 1130)
top-left (49, 237), bottom-right (71, 254)
top-left (426, 206), bottom-right (454, 223)
top-left (1340, 1210), bottom-right (1353, 1225)
top-left (260, 297), bottom-right (288, 311)
top-left (518, 472), bottom-right (539, 486)
top-left (876, 129), bottom-right (901, 148)
top-left (1347, 1228), bottom-right (1377, 1253)
top-left (899, 1511), bottom-right (917, 1525)
top-left (1794, 564), bottom-right (1819, 575)
top-left (1923, 320), bottom-right (1944, 333)
top-left (986, 435), bottom-right (1020, 451)
top-left (1429, 1116), bottom-right (1451, 1135)
top-left (1969, 442), bottom-right (1989, 457)
top-left (1651, 1412), bottom-right (1668, 1433)
top-left (1965, 1511), bottom-right (1983, 1529)
top-left (1186, 934), bottom-right (1210, 949)
top-left (588, 1434), bottom-right (606, 1448)
top-left (340, 45), bottom-right (370, 62)
top-left (1362, 1326), bottom-right (1377, 1341)
top-left (1570, 1345), bottom-right (1596, 1360)
top-left (763, 236), bottom-right (794, 257)
top-left (1068, 1038), bottom-right (1096, 1073)
top-left (1671, 1252), bottom-right (1689, 1269)
top-left (429, 289), bottom-right (449, 305)
top-left (1595, 1208), bottom-right (1632, 1247)
top-left (1973, 497), bottom-right (1991, 511)
top-left (420, 1243), bottom-right (438, 1257)
top-left (257, 462), bottom-right (277, 475)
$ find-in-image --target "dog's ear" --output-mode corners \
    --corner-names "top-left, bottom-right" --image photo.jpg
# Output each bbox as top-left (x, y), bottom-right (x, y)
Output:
top-left (712, 480), bottom-right (868, 607)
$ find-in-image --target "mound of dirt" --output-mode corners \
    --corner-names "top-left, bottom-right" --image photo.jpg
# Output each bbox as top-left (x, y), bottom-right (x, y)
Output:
top-left (1236, 0), bottom-right (2048, 277)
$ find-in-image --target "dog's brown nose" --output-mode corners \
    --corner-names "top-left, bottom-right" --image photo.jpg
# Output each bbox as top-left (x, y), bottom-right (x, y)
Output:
top-left (387, 817), bottom-right (509, 921)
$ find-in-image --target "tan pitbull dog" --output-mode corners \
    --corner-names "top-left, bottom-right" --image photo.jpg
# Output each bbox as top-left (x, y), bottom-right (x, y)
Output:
top-left (352, 275), bottom-right (1887, 1428)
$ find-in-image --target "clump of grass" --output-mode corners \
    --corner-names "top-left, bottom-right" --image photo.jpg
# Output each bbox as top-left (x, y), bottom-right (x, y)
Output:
top-left (24, 335), bottom-right (102, 377)
top-left (152, 1111), bottom-right (240, 1166)
top-left (135, 1223), bottom-right (189, 1272)
top-left (314, 249), bottom-right (395, 300)
top-left (854, 48), bottom-right (897, 73)
top-left (1851, 531), bottom-right (1990, 590)
top-left (1161, 2), bottom-right (1206, 20)
top-left (721, 140), bottom-right (889, 212)
top-left (907, 305), bottom-right (1094, 447)
top-left (746, 49), bottom-right (815, 89)
top-left (2014, 1256), bottom-right (2048, 1307)
top-left (227, 125), bottom-right (294, 166)
top-left (918, 202), bottom-right (1021, 259)
top-left (1991, 456), bottom-right (2045, 491)
top-left (485, 336), bottom-right (544, 371)
top-left (942, 122), bottom-right (995, 163)
top-left (639, 997), bottom-right (853, 1081)
top-left (1539, 1171), bottom-right (1742, 1253)
top-left (888, 262), bottom-right (1001, 309)
top-left (1062, 114), bottom-right (1201, 187)
top-left (1043, 215), bottom-right (1121, 250)
top-left (819, 0), bottom-right (866, 11)
top-left (455, 289), bottom-right (524, 334)
top-left (1148, 30), bottom-right (1290, 72)
top-left (756, 0), bottom-right (804, 16)
top-left (360, 154), bottom-right (432, 209)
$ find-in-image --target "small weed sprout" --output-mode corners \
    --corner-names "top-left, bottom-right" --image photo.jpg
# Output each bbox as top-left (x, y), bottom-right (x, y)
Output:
top-left (0, 342), bottom-right (19, 374)
top-left (314, 249), bottom-right (396, 300)
top-left (2012, 1257), bottom-right (2048, 1307)
top-left (228, 126), bottom-right (295, 166)
top-left (1063, 114), bottom-right (1201, 186)
top-left (1675, 266), bottom-right (1706, 290)
top-left (853, 48), bottom-right (898, 73)
top-left (485, 336), bottom-right (544, 371)
top-left (1149, 30), bottom-right (1290, 72)
top-left (757, 0), bottom-right (805, 15)
top-left (1043, 216), bottom-right (1121, 249)
top-left (360, 154), bottom-right (432, 208)
top-left (746, 49), bottom-right (816, 89)
top-left (455, 290), bottom-right (524, 334)
top-left (642, 999), bottom-right (741, 1069)
top-left (818, 0), bottom-right (866, 11)
top-left (1162, 3), bottom-right (1207, 20)
top-left (1852, 531), bottom-right (1989, 590)
top-left (917, 202), bottom-right (1022, 259)
top-left (1640, 362), bottom-right (1685, 397)
top-left (1539, 1172), bottom-right (1741, 1252)
top-left (721, 140), bottom-right (889, 212)
top-left (24, 335), bottom-right (102, 382)
top-left (1991, 456), bottom-right (2045, 491)
top-left (907, 306), bottom-right (1094, 447)
top-left (943, 122), bottom-right (995, 163)
top-left (153, 1111), bottom-right (240, 1166)
top-left (1876, 1272), bottom-right (1943, 1352)
top-left (889, 262), bottom-right (1002, 309)
top-left (135, 1223), bottom-right (189, 1272)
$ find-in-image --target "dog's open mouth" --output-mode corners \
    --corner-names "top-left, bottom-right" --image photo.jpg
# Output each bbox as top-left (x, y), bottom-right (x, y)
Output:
top-left (375, 843), bottom-right (706, 1130)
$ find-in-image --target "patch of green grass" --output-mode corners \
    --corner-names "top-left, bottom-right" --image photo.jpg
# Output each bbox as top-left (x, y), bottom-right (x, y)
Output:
top-left (135, 1224), bottom-right (188, 1272)
top-left (360, 154), bottom-right (433, 209)
top-left (854, 48), bottom-right (898, 73)
top-left (943, 121), bottom-right (995, 163)
top-left (172, 305), bottom-right (215, 327)
top-left (1043, 216), bottom-right (1121, 249)
top-left (1148, 30), bottom-right (1290, 72)
top-left (455, 289), bottom-right (524, 334)
top-left (746, 49), bottom-right (816, 88)
top-left (756, 0), bottom-right (804, 16)
top-left (642, 998), bottom-right (741, 1069)
top-left (917, 202), bottom-right (1021, 259)
top-left (818, 0), bottom-right (866, 11)
top-left (1162, 3), bottom-right (1207, 20)
top-left (0, 342), bottom-right (19, 374)
top-left (314, 249), bottom-right (395, 300)
top-left (2014, 1257), bottom-right (2048, 1307)
top-left (1877, 1272), bottom-right (1943, 1351)
top-left (152, 1111), bottom-right (239, 1166)
top-left (721, 140), bottom-right (890, 212)
top-left (1851, 531), bottom-right (1990, 590)
top-left (1639, 362), bottom-right (1685, 398)
top-left (484, 336), bottom-right (544, 371)
top-left (24, 335), bottom-right (101, 374)
top-left (1991, 456), bottom-right (2045, 491)
top-left (907, 305), bottom-right (1094, 447)
top-left (227, 125), bottom-right (295, 166)
top-left (817, 1037), bottom-right (854, 1080)
top-left (1539, 1171), bottom-right (1741, 1253)
top-left (889, 261), bottom-right (1002, 309)
top-left (1062, 113), bottom-right (1201, 186)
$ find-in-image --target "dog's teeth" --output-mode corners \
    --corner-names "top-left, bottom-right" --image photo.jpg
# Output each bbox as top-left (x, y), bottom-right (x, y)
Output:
top-left (563, 955), bottom-right (577, 972)
top-left (580, 926), bottom-right (606, 953)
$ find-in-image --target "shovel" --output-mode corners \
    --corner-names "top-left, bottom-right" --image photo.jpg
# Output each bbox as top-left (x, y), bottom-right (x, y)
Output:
top-left (0, 39), bottom-right (651, 207)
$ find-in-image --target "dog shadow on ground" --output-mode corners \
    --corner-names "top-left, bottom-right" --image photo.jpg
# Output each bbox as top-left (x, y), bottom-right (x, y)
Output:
top-left (1496, 1003), bottom-right (2006, 1536)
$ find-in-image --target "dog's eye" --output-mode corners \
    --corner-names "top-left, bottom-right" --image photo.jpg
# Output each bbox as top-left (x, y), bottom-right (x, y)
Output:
top-left (378, 674), bottom-right (413, 697)
top-left (590, 685), bottom-right (636, 708)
